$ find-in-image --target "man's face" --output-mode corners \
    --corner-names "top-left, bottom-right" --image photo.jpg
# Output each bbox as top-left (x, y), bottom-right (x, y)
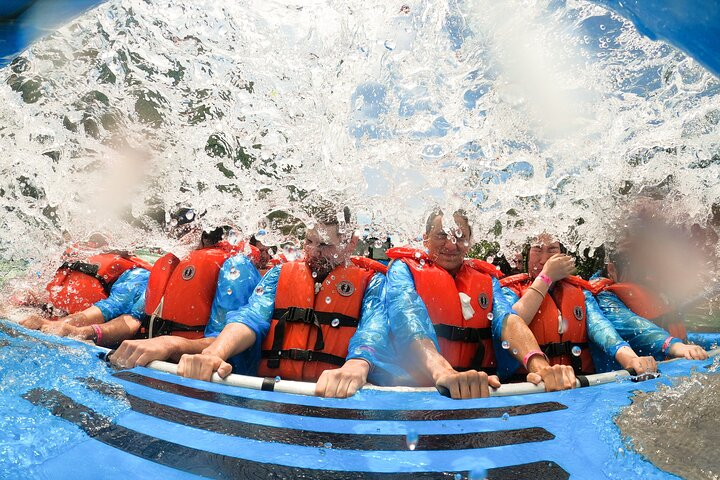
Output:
top-left (424, 214), bottom-right (472, 275)
top-left (304, 224), bottom-right (349, 275)
top-left (527, 236), bottom-right (561, 279)
top-left (254, 240), bottom-right (274, 267)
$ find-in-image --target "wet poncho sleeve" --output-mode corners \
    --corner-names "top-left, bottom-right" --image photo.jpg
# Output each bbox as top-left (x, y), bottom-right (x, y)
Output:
top-left (494, 286), bottom-right (523, 379)
top-left (204, 254), bottom-right (262, 337)
top-left (385, 261), bottom-right (440, 352)
top-left (584, 289), bottom-right (632, 373)
top-left (345, 273), bottom-right (404, 385)
top-left (94, 268), bottom-right (150, 322)
top-left (595, 290), bottom-right (681, 360)
top-left (222, 265), bottom-right (279, 375)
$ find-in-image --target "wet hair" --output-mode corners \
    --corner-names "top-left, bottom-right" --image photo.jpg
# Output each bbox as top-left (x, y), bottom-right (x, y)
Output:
top-left (425, 209), bottom-right (472, 236)
top-left (201, 226), bottom-right (228, 246)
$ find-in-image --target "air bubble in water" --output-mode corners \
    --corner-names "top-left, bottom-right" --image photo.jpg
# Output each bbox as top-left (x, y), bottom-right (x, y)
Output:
top-left (501, 340), bottom-right (510, 349)
top-left (571, 346), bottom-right (582, 356)
top-left (331, 318), bottom-right (340, 327)
top-left (512, 348), bottom-right (518, 355)
top-left (325, 296), bottom-right (331, 304)
top-left (312, 271), bottom-right (318, 278)
top-left (405, 430), bottom-right (419, 450)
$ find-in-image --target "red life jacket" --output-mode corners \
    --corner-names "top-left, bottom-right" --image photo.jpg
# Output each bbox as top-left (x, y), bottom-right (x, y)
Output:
top-left (501, 273), bottom-right (594, 374)
top-left (45, 252), bottom-right (153, 315)
top-left (257, 257), bottom-right (383, 382)
top-left (386, 247), bottom-right (501, 374)
top-left (140, 242), bottom-right (258, 339)
top-left (595, 279), bottom-right (687, 341)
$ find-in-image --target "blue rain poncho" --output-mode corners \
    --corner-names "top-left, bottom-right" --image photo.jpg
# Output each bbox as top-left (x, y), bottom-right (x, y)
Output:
top-left (225, 264), bottom-right (396, 383)
top-left (594, 289), bottom-right (681, 363)
top-left (385, 260), bottom-right (517, 382)
top-left (500, 286), bottom-right (631, 374)
top-left (95, 268), bottom-right (150, 322)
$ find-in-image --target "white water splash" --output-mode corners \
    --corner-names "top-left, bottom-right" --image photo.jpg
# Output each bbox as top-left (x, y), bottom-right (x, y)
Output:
top-left (0, 0), bottom-right (718, 265)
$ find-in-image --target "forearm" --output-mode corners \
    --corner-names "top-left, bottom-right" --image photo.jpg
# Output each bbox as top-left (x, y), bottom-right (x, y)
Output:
top-left (614, 346), bottom-right (638, 368)
top-left (501, 314), bottom-right (551, 374)
top-left (77, 314), bottom-right (141, 346)
top-left (65, 306), bottom-right (105, 326)
top-left (202, 322), bottom-right (256, 360)
top-left (512, 279), bottom-right (549, 324)
top-left (410, 337), bottom-right (454, 385)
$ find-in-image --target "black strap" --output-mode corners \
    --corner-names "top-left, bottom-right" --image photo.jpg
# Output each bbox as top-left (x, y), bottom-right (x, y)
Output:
top-left (434, 324), bottom-right (491, 343)
top-left (261, 348), bottom-right (346, 367)
top-left (540, 341), bottom-right (590, 375)
top-left (60, 261), bottom-right (111, 294)
top-left (272, 308), bottom-right (359, 328)
top-left (139, 314), bottom-right (205, 339)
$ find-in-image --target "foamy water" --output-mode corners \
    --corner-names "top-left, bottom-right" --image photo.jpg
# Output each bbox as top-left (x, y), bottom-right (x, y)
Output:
top-left (0, 0), bottom-right (718, 270)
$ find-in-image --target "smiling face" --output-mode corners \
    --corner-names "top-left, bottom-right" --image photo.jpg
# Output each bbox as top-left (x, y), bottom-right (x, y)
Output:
top-left (424, 213), bottom-right (472, 276)
top-left (527, 234), bottom-right (562, 279)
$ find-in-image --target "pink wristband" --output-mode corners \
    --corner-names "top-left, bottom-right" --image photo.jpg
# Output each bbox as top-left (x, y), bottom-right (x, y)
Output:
top-left (91, 324), bottom-right (103, 345)
top-left (538, 273), bottom-right (552, 286)
top-left (523, 349), bottom-right (548, 370)
top-left (662, 336), bottom-right (675, 355)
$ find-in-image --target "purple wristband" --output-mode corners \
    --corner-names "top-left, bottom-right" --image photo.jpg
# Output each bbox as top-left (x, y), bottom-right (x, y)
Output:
top-left (538, 273), bottom-right (552, 286)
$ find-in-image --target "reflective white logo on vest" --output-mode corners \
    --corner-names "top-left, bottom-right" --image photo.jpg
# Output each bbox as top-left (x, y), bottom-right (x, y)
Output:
top-left (478, 293), bottom-right (489, 310)
top-left (337, 281), bottom-right (355, 297)
top-left (459, 292), bottom-right (475, 320)
top-left (182, 265), bottom-right (195, 280)
top-left (574, 306), bottom-right (584, 320)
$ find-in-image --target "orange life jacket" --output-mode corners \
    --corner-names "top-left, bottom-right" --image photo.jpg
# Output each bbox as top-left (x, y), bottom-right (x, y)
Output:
top-left (386, 247), bottom-right (501, 373)
top-left (140, 242), bottom-right (258, 339)
top-left (257, 257), bottom-right (384, 382)
top-left (501, 273), bottom-right (594, 374)
top-left (45, 252), bottom-right (153, 315)
top-left (594, 279), bottom-right (687, 341)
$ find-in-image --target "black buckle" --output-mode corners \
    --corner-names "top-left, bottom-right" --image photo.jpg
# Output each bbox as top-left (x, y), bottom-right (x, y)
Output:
top-left (542, 341), bottom-right (570, 358)
top-left (285, 307), bottom-right (316, 325)
top-left (449, 327), bottom-right (469, 342)
top-left (287, 349), bottom-right (313, 362)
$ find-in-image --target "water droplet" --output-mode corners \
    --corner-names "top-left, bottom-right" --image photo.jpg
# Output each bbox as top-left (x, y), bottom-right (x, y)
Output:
top-left (501, 340), bottom-right (510, 350)
top-left (373, 239), bottom-right (383, 248)
top-left (512, 348), bottom-right (518, 355)
top-left (323, 442), bottom-right (333, 448)
top-left (274, 376), bottom-right (281, 383)
top-left (454, 474), bottom-right (462, 480)
top-left (312, 271), bottom-right (318, 278)
top-left (571, 346), bottom-right (582, 357)
top-left (501, 412), bottom-right (509, 421)
top-left (325, 296), bottom-right (332, 304)
top-left (257, 228), bottom-right (267, 236)
top-left (419, 259), bottom-right (426, 266)
top-left (384, 39), bottom-right (396, 51)
top-left (600, 24), bottom-right (606, 30)
top-left (469, 467), bottom-right (487, 480)
top-left (405, 430), bottom-right (419, 450)
top-left (414, 252), bottom-right (422, 258)
top-left (228, 267), bottom-right (240, 280)
top-left (487, 312), bottom-right (494, 321)
top-left (332, 254), bottom-right (338, 259)
top-left (226, 288), bottom-right (233, 295)
top-left (331, 275), bottom-right (336, 280)
top-left (331, 318), bottom-right (340, 327)
top-left (486, 256), bottom-right (494, 263)
top-left (255, 286), bottom-right (264, 295)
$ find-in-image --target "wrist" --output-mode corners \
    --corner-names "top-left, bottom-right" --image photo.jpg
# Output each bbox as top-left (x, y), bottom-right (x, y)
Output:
top-left (615, 346), bottom-right (637, 368)
top-left (537, 273), bottom-right (552, 286)
top-left (524, 350), bottom-right (549, 372)
top-left (345, 358), bottom-right (371, 376)
top-left (83, 325), bottom-right (99, 342)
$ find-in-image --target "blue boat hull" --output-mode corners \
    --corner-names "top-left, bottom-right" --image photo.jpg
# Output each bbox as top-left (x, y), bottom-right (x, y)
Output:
top-left (5, 320), bottom-right (717, 479)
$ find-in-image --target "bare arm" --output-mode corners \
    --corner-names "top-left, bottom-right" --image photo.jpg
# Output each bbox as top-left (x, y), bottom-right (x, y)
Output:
top-left (512, 254), bottom-right (574, 324)
top-left (177, 322), bottom-right (257, 381)
top-left (110, 336), bottom-right (216, 368)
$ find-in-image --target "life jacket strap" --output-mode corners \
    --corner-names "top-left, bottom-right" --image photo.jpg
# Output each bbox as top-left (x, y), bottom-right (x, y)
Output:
top-left (434, 324), bottom-right (491, 343)
top-left (540, 341), bottom-right (589, 375)
top-left (60, 261), bottom-right (111, 294)
top-left (261, 348), bottom-right (346, 367)
top-left (272, 308), bottom-right (359, 328)
top-left (138, 314), bottom-right (205, 339)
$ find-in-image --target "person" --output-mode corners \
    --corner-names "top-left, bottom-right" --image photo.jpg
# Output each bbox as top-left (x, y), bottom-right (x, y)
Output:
top-left (500, 234), bottom-right (661, 377)
top-left (29, 226), bottom-right (259, 347)
top-left (384, 210), bottom-right (576, 400)
top-left (12, 233), bottom-right (151, 323)
top-left (590, 248), bottom-right (708, 363)
top-left (108, 237), bottom-right (262, 370)
top-left (175, 205), bottom-right (396, 399)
